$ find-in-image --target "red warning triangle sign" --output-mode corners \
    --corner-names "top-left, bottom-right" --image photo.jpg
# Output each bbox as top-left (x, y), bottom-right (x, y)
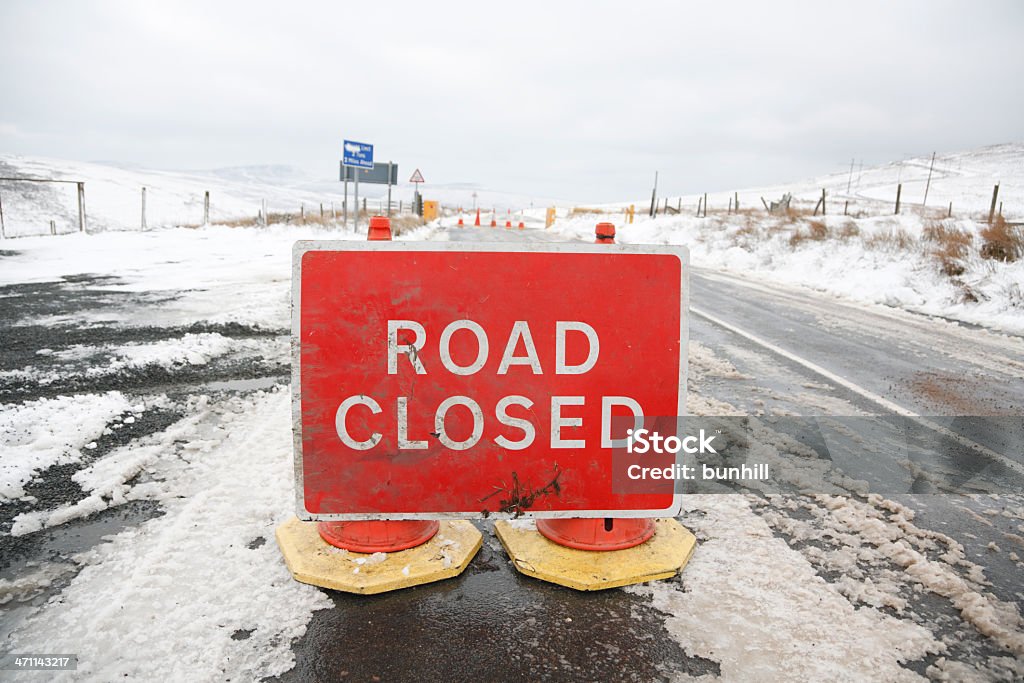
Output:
top-left (409, 168), bottom-right (425, 183)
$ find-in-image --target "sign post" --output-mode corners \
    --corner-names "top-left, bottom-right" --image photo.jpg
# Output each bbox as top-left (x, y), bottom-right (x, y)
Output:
top-left (343, 140), bottom-right (374, 231)
top-left (409, 168), bottom-right (424, 216)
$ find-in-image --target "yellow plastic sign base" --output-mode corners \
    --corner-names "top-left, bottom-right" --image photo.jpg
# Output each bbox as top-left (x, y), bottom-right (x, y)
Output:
top-left (276, 517), bottom-right (482, 595)
top-left (494, 518), bottom-right (695, 591)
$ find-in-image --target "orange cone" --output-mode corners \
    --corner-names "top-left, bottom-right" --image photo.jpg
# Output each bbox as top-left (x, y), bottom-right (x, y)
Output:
top-left (347, 216), bottom-right (441, 550)
top-left (367, 215), bottom-right (392, 241)
top-left (535, 220), bottom-right (657, 552)
top-left (595, 222), bottom-right (616, 244)
top-left (474, 208), bottom-right (481, 226)
top-left (458, 216), bottom-right (464, 226)
top-left (319, 519), bottom-right (440, 553)
top-left (517, 221), bottom-right (524, 229)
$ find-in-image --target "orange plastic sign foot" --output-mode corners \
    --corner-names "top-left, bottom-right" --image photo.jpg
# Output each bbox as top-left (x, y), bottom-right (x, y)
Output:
top-left (495, 518), bottom-right (695, 591)
top-left (277, 517), bottom-right (482, 594)
top-left (318, 520), bottom-right (440, 553)
top-left (536, 518), bottom-right (655, 551)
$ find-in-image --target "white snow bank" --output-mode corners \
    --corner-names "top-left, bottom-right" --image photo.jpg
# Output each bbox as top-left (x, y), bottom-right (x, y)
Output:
top-left (8, 388), bottom-right (331, 680)
top-left (550, 212), bottom-right (1024, 334)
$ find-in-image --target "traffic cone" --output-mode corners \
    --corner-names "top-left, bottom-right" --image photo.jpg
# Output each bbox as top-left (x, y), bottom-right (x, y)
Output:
top-left (367, 215), bottom-right (392, 241)
top-left (458, 216), bottom-right (464, 226)
top-left (594, 221), bottom-right (616, 244)
top-left (505, 220), bottom-right (512, 228)
top-left (318, 519), bottom-right (440, 553)
top-left (490, 211), bottom-right (497, 227)
top-left (536, 220), bottom-right (652, 550)
top-left (492, 218), bottom-right (696, 591)
top-left (517, 220), bottom-right (525, 229)
top-left (335, 214), bottom-right (444, 552)
top-left (474, 208), bottom-right (481, 226)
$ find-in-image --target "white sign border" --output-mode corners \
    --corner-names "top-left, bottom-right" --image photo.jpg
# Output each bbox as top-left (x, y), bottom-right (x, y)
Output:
top-left (291, 240), bottom-right (690, 521)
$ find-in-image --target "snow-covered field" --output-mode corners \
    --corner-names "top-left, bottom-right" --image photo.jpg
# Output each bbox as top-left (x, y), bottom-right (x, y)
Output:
top-left (546, 209), bottom-right (1024, 334)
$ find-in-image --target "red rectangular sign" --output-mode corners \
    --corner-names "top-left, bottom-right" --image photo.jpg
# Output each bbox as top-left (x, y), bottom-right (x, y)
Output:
top-left (292, 242), bottom-right (688, 519)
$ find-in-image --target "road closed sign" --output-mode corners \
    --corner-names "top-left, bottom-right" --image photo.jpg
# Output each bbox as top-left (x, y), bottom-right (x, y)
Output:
top-left (292, 242), bottom-right (688, 519)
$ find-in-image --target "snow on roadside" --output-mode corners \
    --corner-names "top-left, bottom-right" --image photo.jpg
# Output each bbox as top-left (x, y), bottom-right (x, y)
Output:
top-left (631, 495), bottom-right (942, 682)
top-left (8, 387), bottom-right (331, 680)
top-left (0, 392), bottom-right (133, 500)
top-left (550, 213), bottom-right (1024, 335)
top-left (661, 341), bottom-right (1024, 680)
top-left (0, 222), bottom-right (444, 330)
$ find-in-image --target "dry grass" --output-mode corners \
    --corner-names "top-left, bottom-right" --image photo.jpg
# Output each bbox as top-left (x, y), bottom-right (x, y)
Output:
top-left (864, 227), bottom-right (915, 251)
top-left (836, 221), bottom-right (860, 240)
top-left (570, 206), bottom-right (611, 216)
top-left (211, 210), bottom-right (424, 232)
top-left (923, 220), bottom-right (973, 276)
top-left (979, 215), bottom-right (1023, 262)
top-left (788, 219), bottom-right (829, 247)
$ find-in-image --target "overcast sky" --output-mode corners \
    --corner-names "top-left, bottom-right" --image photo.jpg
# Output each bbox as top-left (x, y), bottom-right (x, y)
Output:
top-left (1, 1), bottom-right (1021, 202)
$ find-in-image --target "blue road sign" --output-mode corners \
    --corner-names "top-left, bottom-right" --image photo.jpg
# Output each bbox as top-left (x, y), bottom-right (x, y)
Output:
top-left (342, 140), bottom-right (374, 169)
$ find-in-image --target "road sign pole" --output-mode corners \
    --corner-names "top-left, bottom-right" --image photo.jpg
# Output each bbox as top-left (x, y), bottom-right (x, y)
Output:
top-left (343, 171), bottom-right (348, 228)
top-left (387, 161), bottom-right (393, 217)
top-left (354, 168), bottom-right (360, 232)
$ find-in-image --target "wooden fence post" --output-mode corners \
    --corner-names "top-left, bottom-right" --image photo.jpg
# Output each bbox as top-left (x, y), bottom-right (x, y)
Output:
top-left (988, 184), bottom-right (999, 224)
top-left (821, 188), bottom-right (826, 215)
top-left (734, 192), bottom-right (739, 211)
top-left (203, 191), bottom-right (210, 225)
top-left (141, 187), bottom-right (147, 230)
top-left (894, 184), bottom-right (902, 215)
top-left (77, 182), bottom-right (86, 232)
top-left (844, 200), bottom-right (849, 216)
top-left (0, 191), bottom-right (6, 238)
top-left (948, 202), bottom-right (952, 218)
top-left (703, 193), bottom-right (708, 217)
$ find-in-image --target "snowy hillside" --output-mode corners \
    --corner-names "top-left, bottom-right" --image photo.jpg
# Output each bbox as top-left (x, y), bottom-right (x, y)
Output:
top-left (0, 156), bottom-right (566, 237)
top-left (614, 143), bottom-right (1024, 220)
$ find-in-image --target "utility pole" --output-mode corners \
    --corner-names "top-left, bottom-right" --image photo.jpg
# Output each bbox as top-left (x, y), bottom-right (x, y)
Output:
top-left (922, 152), bottom-right (936, 207)
top-left (648, 171), bottom-right (658, 217)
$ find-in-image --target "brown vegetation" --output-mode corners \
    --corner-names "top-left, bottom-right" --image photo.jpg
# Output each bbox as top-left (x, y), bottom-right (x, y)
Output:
top-left (979, 215), bottom-right (1023, 262)
top-left (788, 219), bottom-right (829, 247)
top-left (922, 220), bottom-right (973, 276)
